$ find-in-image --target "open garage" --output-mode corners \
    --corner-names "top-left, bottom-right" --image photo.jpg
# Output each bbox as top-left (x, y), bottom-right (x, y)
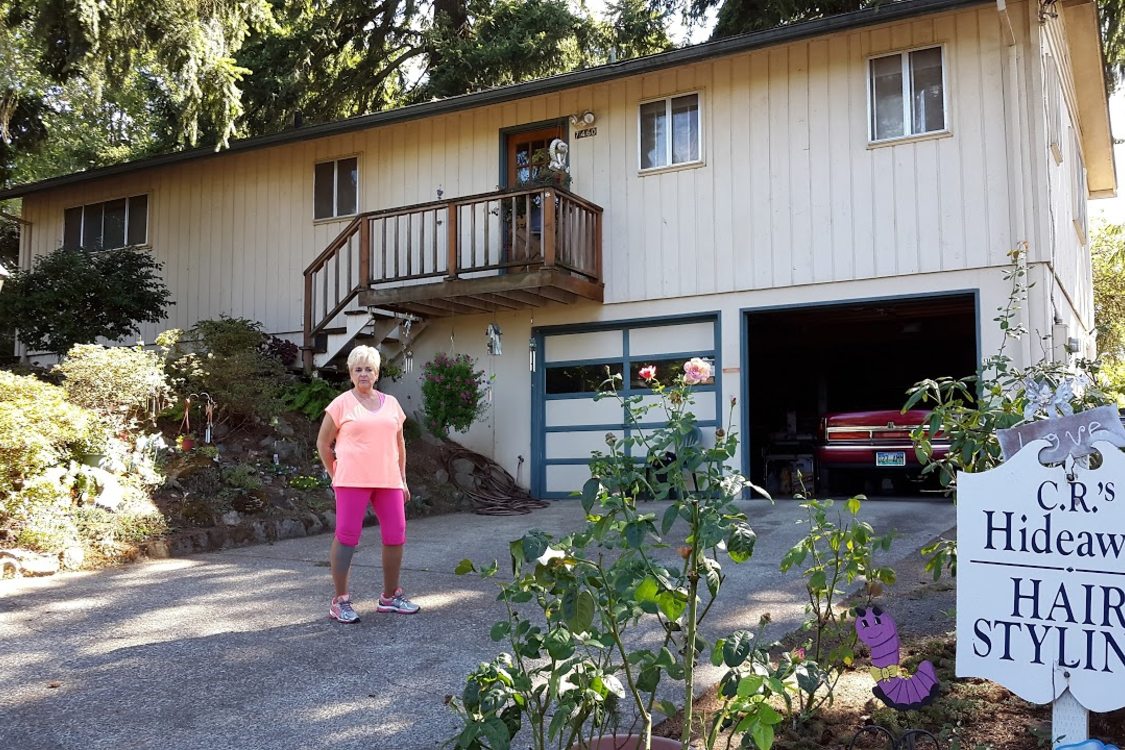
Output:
top-left (744, 292), bottom-right (979, 497)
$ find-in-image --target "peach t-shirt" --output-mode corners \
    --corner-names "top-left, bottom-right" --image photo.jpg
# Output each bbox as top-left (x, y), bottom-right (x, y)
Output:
top-left (324, 390), bottom-right (407, 489)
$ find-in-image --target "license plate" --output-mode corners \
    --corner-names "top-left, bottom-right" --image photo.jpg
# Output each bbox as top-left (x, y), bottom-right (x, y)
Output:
top-left (876, 451), bottom-right (906, 467)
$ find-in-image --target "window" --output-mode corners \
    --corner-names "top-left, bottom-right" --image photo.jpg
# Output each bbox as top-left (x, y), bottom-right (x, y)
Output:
top-left (1071, 127), bottom-right (1088, 243)
top-left (639, 93), bottom-right (701, 170)
top-left (869, 47), bottom-right (946, 142)
top-left (63, 194), bottom-right (148, 250)
top-left (314, 156), bottom-right (358, 219)
top-left (1045, 56), bottom-right (1063, 163)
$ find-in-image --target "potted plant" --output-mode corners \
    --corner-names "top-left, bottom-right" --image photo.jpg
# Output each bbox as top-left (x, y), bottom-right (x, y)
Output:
top-left (450, 358), bottom-right (773, 750)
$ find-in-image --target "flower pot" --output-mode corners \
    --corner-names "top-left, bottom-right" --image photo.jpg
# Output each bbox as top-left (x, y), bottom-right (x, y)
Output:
top-left (572, 736), bottom-right (682, 750)
top-left (180, 437), bottom-right (196, 452)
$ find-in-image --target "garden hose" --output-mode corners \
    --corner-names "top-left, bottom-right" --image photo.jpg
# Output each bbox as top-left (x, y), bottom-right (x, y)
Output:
top-left (441, 444), bottom-right (550, 516)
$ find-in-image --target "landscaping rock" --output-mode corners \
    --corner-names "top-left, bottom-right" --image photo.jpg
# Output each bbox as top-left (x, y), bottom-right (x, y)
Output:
top-left (61, 546), bottom-right (85, 570)
top-left (276, 518), bottom-right (306, 540)
top-left (221, 511), bottom-right (242, 526)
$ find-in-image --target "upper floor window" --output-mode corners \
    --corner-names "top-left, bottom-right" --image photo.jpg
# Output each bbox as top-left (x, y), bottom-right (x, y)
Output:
top-left (869, 47), bottom-right (946, 142)
top-left (1045, 55), bottom-right (1064, 163)
top-left (1071, 127), bottom-right (1088, 244)
top-left (639, 93), bottom-right (701, 171)
top-left (63, 194), bottom-right (148, 250)
top-left (314, 156), bottom-right (358, 220)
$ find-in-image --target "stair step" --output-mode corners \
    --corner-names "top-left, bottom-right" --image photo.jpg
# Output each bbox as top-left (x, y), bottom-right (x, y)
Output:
top-left (343, 309), bottom-right (370, 316)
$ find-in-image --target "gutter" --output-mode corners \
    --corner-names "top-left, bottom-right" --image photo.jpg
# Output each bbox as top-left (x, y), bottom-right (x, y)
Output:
top-left (996, 0), bottom-right (1017, 45)
top-left (0, 0), bottom-right (990, 201)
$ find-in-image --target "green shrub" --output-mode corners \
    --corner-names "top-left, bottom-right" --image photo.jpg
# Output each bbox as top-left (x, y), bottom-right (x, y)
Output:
top-left (55, 343), bottom-right (171, 427)
top-left (169, 316), bottom-right (288, 423)
top-left (0, 245), bottom-right (172, 354)
top-left (420, 352), bottom-right (488, 435)
top-left (222, 463), bottom-right (262, 491)
top-left (282, 376), bottom-right (341, 420)
top-left (0, 371), bottom-right (106, 498)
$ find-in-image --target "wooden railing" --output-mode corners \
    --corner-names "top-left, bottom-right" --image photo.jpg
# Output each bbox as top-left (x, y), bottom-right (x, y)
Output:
top-left (302, 185), bottom-right (603, 364)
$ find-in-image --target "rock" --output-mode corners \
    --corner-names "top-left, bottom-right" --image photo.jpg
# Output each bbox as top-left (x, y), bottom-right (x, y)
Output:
top-left (271, 496), bottom-right (296, 511)
top-left (61, 546), bottom-right (85, 570)
top-left (273, 419), bottom-right (296, 438)
top-left (1, 549), bottom-right (59, 576)
top-left (258, 436), bottom-right (276, 450)
top-left (433, 468), bottom-right (449, 484)
top-left (170, 535), bottom-right (196, 556)
top-left (221, 511), bottom-right (242, 526)
top-left (146, 540), bottom-right (171, 559)
top-left (276, 518), bottom-right (306, 540)
top-left (303, 513), bottom-right (324, 535)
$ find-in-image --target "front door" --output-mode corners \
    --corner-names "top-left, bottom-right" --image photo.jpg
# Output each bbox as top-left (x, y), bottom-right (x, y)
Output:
top-left (505, 126), bottom-right (564, 188)
top-left (503, 126), bottom-right (563, 266)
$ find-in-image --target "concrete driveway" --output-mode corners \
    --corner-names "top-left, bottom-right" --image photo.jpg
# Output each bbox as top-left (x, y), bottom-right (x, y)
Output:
top-left (0, 496), bottom-right (955, 750)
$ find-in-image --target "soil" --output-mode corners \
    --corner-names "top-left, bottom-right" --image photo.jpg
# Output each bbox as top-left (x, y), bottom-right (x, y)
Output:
top-left (654, 535), bottom-right (1125, 749)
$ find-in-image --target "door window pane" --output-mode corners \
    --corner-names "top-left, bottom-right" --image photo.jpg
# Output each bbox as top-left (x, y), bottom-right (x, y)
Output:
top-left (103, 198), bottom-right (127, 250)
top-left (314, 161), bottom-right (335, 219)
top-left (336, 157), bottom-right (358, 216)
top-left (127, 194), bottom-right (148, 245)
top-left (671, 95), bottom-right (699, 164)
top-left (640, 100), bottom-right (667, 170)
top-left (910, 47), bottom-right (945, 134)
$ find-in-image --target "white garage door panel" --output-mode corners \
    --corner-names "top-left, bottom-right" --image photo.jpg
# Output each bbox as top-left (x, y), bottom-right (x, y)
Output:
top-left (635, 394), bottom-right (717, 422)
top-left (546, 464), bottom-right (595, 494)
top-left (544, 330), bottom-right (623, 362)
top-left (546, 398), bottom-right (623, 426)
top-left (630, 322), bottom-right (714, 356)
top-left (547, 430), bottom-right (623, 458)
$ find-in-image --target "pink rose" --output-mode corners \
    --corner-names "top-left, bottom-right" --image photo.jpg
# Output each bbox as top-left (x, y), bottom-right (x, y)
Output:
top-left (638, 365), bottom-right (657, 382)
top-left (683, 357), bottom-right (712, 385)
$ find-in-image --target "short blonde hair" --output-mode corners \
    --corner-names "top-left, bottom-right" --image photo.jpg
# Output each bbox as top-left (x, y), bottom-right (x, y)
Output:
top-left (347, 345), bottom-right (381, 374)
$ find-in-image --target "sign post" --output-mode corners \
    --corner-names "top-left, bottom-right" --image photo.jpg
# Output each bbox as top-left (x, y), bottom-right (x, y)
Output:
top-left (957, 409), bottom-right (1125, 748)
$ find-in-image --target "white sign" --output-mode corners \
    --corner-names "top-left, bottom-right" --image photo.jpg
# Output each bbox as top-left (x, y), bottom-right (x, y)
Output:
top-left (957, 439), bottom-right (1125, 712)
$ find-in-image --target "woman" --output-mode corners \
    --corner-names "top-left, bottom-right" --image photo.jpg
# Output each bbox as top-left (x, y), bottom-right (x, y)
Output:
top-left (316, 345), bottom-right (419, 623)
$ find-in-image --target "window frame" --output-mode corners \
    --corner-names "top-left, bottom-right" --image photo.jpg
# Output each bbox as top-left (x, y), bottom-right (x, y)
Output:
top-left (1071, 126), bottom-right (1088, 244)
top-left (1045, 55), bottom-right (1064, 164)
top-left (637, 91), bottom-right (704, 173)
top-left (62, 194), bottom-right (150, 250)
top-left (867, 45), bottom-right (950, 144)
top-left (313, 155), bottom-right (360, 221)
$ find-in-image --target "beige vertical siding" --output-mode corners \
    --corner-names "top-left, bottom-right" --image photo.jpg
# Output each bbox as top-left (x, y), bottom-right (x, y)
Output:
top-left (20, 3), bottom-right (1029, 345)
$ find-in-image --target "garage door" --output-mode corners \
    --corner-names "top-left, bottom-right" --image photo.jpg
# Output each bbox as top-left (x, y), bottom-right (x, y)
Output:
top-left (532, 315), bottom-right (721, 499)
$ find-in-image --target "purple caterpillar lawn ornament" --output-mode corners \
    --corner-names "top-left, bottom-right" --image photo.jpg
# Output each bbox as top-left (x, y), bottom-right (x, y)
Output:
top-left (854, 605), bottom-right (940, 710)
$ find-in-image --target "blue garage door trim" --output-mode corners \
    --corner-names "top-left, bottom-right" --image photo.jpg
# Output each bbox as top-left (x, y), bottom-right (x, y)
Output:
top-left (532, 313), bottom-right (722, 499)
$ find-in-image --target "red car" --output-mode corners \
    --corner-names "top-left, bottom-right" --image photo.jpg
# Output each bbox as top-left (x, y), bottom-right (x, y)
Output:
top-left (815, 409), bottom-right (948, 492)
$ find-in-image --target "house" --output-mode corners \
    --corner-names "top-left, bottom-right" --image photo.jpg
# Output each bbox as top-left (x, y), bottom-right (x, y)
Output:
top-left (0, 0), bottom-right (1113, 498)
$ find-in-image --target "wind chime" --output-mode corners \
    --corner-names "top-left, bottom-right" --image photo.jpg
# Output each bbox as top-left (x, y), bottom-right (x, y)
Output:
top-left (400, 316), bottom-right (414, 374)
top-left (528, 315), bottom-right (537, 373)
top-left (484, 322), bottom-right (503, 404)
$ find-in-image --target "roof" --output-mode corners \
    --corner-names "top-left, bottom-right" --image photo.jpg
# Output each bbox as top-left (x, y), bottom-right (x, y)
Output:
top-left (0, 0), bottom-right (996, 200)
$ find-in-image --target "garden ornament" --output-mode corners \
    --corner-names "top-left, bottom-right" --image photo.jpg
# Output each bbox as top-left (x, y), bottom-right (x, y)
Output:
top-left (548, 138), bottom-right (569, 172)
top-left (486, 322), bottom-right (502, 356)
top-left (855, 605), bottom-right (940, 710)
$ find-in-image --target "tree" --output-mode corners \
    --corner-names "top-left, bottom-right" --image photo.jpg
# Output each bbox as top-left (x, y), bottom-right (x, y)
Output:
top-left (3, 0), bottom-right (274, 153)
top-left (0, 245), bottom-right (173, 354)
top-left (1092, 222), bottom-right (1125, 399)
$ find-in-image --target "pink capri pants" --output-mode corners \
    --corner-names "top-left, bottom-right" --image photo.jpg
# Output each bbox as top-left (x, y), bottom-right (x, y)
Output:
top-left (333, 487), bottom-right (407, 546)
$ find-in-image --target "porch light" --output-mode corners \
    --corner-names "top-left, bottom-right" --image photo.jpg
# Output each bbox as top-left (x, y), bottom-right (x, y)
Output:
top-left (486, 323), bottom-right (502, 356)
